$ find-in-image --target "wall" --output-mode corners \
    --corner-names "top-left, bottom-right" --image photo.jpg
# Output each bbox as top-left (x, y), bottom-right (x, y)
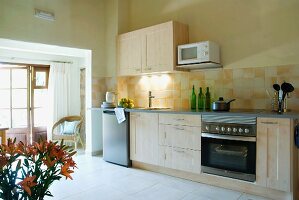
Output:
top-left (80, 69), bottom-right (86, 146)
top-left (118, 64), bottom-right (299, 111)
top-left (0, 0), bottom-right (106, 77)
top-left (127, 0), bottom-right (299, 69)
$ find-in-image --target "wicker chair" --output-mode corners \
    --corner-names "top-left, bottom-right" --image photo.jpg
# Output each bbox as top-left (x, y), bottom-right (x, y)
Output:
top-left (51, 116), bottom-right (84, 150)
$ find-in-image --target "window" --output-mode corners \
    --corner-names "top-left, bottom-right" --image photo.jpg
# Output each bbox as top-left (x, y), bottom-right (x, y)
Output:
top-left (33, 67), bottom-right (49, 89)
top-left (0, 67), bottom-right (28, 128)
top-left (0, 64), bottom-right (50, 144)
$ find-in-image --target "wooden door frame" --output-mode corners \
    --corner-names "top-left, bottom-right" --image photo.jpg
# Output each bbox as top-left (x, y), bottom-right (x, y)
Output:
top-left (0, 62), bottom-right (50, 144)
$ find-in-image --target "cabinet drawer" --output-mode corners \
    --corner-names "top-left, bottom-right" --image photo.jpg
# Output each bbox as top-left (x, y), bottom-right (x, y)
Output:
top-left (159, 146), bottom-right (201, 174)
top-left (159, 114), bottom-right (201, 126)
top-left (159, 124), bottom-right (201, 150)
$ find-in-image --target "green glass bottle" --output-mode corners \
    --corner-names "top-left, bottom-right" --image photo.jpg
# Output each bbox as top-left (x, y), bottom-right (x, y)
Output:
top-left (205, 87), bottom-right (211, 110)
top-left (191, 85), bottom-right (196, 110)
top-left (198, 87), bottom-right (205, 110)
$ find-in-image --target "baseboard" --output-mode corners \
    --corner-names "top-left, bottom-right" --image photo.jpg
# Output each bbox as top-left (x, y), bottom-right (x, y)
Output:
top-left (91, 150), bottom-right (102, 156)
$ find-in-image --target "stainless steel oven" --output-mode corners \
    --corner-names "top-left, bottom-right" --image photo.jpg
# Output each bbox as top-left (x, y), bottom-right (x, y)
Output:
top-left (201, 115), bottom-right (256, 182)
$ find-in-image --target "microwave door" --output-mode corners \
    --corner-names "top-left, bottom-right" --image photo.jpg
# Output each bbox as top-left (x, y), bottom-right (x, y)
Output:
top-left (178, 46), bottom-right (199, 65)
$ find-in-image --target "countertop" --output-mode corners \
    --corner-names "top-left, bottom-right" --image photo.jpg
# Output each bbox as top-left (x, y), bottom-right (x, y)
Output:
top-left (93, 107), bottom-right (299, 119)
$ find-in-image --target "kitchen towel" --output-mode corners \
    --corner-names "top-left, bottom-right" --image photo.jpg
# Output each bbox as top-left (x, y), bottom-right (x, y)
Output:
top-left (114, 108), bottom-right (126, 124)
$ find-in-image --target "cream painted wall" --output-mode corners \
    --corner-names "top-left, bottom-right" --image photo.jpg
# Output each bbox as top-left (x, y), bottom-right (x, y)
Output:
top-left (0, 0), bottom-right (106, 77)
top-left (127, 0), bottom-right (299, 68)
top-left (104, 0), bottom-right (118, 77)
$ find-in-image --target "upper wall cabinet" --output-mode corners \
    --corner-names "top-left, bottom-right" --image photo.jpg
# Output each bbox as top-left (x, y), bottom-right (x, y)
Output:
top-left (117, 21), bottom-right (189, 76)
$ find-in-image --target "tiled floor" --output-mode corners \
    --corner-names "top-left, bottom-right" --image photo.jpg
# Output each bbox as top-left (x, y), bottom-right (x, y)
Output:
top-left (46, 154), bottom-right (272, 200)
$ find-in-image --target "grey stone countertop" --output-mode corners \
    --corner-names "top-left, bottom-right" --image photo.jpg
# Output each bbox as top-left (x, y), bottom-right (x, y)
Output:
top-left (126, 108), bottom-right (299, 119)
top-left (92, 107), bottom-right (299, 119)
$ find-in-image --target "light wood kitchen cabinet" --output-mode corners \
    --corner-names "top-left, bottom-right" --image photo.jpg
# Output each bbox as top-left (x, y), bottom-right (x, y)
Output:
top-left (130, 112), bottom-right (159, 165)
top-left (256, 118), bottom-right (291, 192)
top-left (159, 124), bottom-right (201, 150)
top-left (159, 113), bottom-right (201, 127)
top-left (117, 32), bottom-right (143, 76)
top-left (158, 113), bottom-right (201, 174)
top-left (143, 22), bottom-right (173, 73)
top-left (159, 145), bottom-right (201, 174)
top-left (117, 21), bottom-right (189, 76)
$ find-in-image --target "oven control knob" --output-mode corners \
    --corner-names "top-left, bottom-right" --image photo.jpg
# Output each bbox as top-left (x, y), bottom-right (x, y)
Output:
top-left (216, 126), bottom-right (220, 131)
top-left (227, 127), bottom-right (232, 132)
top-left (239, 128), bottom-right (243, 133)
top-left (221, 127), bottom-right (225, 132)
top-left (245, 128), bottom-right (250, 134)
top-left (233, 128), bottom-right (237, 133)
top-left (205, 126), bottom-right (209, 131)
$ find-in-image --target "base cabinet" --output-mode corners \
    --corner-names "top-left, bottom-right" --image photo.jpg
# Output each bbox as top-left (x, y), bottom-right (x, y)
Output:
top-left (130, 112), bottom-right (159, 165)
top-left (158, 114), bottom-right (201, 174)
top-left (159, 146), bottom-right (201, 174)
top-left (256, 118), bottom-right (291, 192)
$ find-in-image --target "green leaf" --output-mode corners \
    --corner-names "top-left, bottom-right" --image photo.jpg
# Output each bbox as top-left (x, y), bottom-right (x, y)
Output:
top-left (16, 159), bottom-right (22, 170)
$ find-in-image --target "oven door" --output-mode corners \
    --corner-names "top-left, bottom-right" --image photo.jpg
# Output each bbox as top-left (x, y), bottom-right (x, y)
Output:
top-left (201, 133), bottom-right (256, 182)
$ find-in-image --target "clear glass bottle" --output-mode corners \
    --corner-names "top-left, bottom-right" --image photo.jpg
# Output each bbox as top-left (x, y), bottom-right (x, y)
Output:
top-left (272, 91), bottom-right (278, 111)
top-left (191, 85), bottom-right (196, 110)
top-left (198, 87), bottom-right (205, 110)
top-left (205, 87), bottom-right (211, 110)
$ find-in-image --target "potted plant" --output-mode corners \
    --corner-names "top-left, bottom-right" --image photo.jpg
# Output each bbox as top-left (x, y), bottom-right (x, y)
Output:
top-left (0, 138), bottom-right (77, 200)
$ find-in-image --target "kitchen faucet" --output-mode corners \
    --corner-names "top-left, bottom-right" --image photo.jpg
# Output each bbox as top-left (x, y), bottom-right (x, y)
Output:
top-left (148, 91), bottom-right (155, 108)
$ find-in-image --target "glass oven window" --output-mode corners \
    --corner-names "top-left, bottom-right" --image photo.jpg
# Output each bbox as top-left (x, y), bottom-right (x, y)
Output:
top-left (202, 137), bottom-right (256, 174)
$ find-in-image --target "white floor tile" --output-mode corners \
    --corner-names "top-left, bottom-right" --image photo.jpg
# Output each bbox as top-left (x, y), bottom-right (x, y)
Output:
top-left (62, 184), bottom-right (128, 200)
top-left (182, 184), bottom-right (242, 200)
top-left (238, 193), bottom-right (274, 200)
top-left (105, 174), bottom-right (158, 195)
top-left (44, 155), bottom-right (272, 200)
top-left (131, 183), bottom-right (187, 200)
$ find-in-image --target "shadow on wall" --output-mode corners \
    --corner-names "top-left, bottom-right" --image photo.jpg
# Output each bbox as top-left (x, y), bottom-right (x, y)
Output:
top-left (128, 0), bottom-right (299, 68)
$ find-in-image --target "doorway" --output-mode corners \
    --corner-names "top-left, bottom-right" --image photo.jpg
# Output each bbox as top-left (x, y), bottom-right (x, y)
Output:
top-left (0, 63), bottom-right (49, 144)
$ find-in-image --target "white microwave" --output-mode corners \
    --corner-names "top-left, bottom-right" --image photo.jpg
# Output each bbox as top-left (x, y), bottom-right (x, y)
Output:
top-left (178, 41), bottom-right (220, 65)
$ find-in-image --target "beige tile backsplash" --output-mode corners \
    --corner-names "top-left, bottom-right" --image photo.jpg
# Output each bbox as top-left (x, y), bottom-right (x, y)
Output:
top-left (92, 76), bottom-right (117, 107)
top-left (115, 65), bottom-right (299, 111)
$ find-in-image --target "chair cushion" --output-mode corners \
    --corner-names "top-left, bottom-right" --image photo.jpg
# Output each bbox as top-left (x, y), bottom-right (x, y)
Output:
top-left (61, 121), bottom-right (79, 135)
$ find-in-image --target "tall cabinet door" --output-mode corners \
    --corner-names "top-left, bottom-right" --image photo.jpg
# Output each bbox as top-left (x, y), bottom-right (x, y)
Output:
top-left (130, 113), bottom-right (138, 161)
top-left (256, 118), bottom-right (291, 192)
top-left (130, 112), bottom-right (159, 165)
top-left (144, 22), bottom-right (173, 73)
top-left (118, 32), bottom-right (142, 76)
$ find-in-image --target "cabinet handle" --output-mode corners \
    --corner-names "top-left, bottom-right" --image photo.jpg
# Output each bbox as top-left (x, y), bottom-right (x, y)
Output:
top-left (164, 153), bottom-right (166, 160)
top-left (260, 122), bottom-right (278, 125)
top-left (164, 132), bottom-right (167, 139)
top-left (175, 118), bottom-right (185, 121)
top-left (135, 69), bottom-right (141, 72)
top-left (175, 127), bottom-right (185, 131)
top-left (173, 149), bottom-right (185, 153)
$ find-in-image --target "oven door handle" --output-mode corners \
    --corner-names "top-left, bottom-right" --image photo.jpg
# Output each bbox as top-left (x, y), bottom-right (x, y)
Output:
top-left (201, 133), bottom-right (256, 142)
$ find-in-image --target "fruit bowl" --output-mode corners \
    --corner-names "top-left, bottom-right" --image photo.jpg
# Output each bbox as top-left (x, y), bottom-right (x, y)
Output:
top-left (118, 98), bottom-right (134, 108)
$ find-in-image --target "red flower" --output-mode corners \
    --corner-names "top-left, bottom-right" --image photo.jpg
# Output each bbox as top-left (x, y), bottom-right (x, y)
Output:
top-left (0, 154), bottom-right (8, 168)
top-left (18, 175), bottom-right (37, 196)
top-left (43, 156), bottom-right (57, 168)
top-left (50, 147), bottom-right (65, 160)
top-left (34, 141), bottom-right (45, 153)
top-left (61, 163), bottom-right (74, 180)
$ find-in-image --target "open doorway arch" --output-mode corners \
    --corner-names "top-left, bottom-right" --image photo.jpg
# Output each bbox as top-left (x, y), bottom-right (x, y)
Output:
top-left (0, 38), bottom-right (95, 154)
